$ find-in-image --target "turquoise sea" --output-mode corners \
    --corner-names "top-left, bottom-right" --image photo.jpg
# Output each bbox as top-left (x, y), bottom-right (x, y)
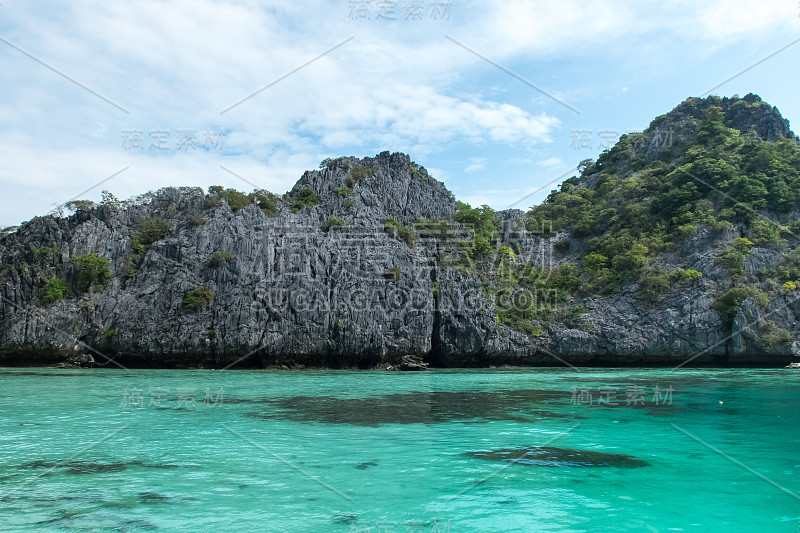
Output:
top-left (0, 367), bottom-right (798, 532)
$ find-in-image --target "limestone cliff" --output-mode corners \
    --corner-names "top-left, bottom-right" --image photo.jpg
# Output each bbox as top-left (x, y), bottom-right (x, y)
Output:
top-left (1, 95), bottom-right (799, 368)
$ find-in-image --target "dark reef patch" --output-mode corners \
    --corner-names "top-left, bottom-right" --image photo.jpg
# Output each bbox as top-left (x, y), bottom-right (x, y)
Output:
top-left (18, 459), bottom-right (199, 474)
top-left (20, 460), bottom-right (128, 475)
top-left (465, 446), bottom-right (649, 468)
top-left (331, 513), bottom-right (358, 525)
top-left (138, 492), bottom-right (172, 505)
top-left (245, 389), bottom-right (578, 426)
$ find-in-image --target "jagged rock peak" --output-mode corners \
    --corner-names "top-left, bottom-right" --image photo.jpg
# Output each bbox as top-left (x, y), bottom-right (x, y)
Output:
top-left (647, 93), bottom-right (795, 143)
top-left (289, 151), bottom-right (456, 223)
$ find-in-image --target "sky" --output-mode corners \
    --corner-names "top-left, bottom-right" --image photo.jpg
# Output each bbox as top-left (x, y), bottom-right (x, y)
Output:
top-left (1, 0), bottom-right (799, 227)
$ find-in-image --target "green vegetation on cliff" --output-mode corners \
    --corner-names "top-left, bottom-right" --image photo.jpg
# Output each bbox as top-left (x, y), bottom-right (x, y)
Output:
top-left (73, 254), bottom-right (112, 292)
top-left (182, 286), bottom-right (213, 311)
top-left (525, 96), bottom-right (800, 303)
top-left (207, 186), bottom-right (281, 216)
top-left (454, 202), bottom-right (500, 258)
top-left (463, 94), bottom-right (800, 336)
top-left (41, 277), bottom-right (68, 304)
top-left (384, 218), bottom-right (416, 247)
top-left (291, 189), bottom-right (322, 212)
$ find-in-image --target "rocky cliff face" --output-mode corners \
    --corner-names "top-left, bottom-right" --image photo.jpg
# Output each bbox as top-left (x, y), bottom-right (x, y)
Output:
top-left (0, 151), bottom-right (528, 368)
top-left (652, 93), bottom-right (796, 144)
top-left (1, 100), bottom-right (799, 368)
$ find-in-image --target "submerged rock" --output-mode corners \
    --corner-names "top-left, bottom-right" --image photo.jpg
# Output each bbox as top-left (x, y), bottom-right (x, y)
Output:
top-left (331, 513), bottom-right (358, 525)
top-left (247, 388), bottom-right (572, 426)
top-left (465, 446), bottom-right (649, 468)
top-left (21, 460), bottom-right (128, 475)
top-left (19, 459), bottom-right (197, 474)
top-left (138, 492), bottom-right (172, 505)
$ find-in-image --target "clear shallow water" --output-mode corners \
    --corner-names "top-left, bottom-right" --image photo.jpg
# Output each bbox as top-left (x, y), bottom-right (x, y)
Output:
top-left (0, 367), bottom-right (798, 532)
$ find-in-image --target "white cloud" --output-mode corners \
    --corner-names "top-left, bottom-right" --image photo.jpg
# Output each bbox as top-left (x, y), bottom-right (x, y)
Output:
top-left (469, 0), bottom-right (798, 58)
top-left (0, 137), bottom-right (317, 225)
top-left (0, 0), bottom-right (797, 225)
top-left (536, 157), bottom-right (565, 168)
top-left (670, 0), bottom-right (798, 41)
top-left (464, 157), bottom-right (487, 173)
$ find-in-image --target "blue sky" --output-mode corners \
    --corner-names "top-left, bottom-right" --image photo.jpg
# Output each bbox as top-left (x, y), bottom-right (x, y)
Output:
top-left (1, 0), bottom-right (799, 227)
